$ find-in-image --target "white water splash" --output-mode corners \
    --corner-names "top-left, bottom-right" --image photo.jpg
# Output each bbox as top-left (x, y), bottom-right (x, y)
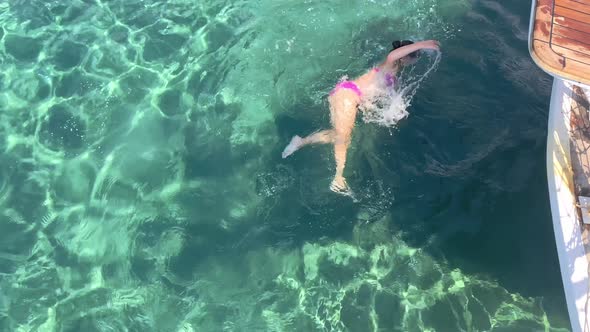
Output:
top-left (360, 51), bottom-right (442, 127)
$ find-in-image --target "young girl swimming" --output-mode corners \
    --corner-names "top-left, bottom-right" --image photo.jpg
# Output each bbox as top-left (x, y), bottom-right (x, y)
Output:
top-left (281, 39), bottom-right (440, 196)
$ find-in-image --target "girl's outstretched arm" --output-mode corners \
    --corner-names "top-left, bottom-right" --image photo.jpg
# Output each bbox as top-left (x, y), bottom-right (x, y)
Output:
top-left (384, 40), bottom-right (440, 66)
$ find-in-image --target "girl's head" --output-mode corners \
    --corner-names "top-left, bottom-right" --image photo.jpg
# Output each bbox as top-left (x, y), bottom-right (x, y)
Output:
top-left (391, 40), bottom-right (420, 65)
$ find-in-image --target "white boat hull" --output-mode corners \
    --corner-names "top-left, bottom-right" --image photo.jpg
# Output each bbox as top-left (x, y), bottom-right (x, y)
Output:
top-left (547, 78), bottom-right (590, 332)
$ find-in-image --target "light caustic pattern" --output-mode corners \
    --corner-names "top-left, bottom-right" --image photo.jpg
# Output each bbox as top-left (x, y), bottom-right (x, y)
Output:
top-left (0, 0), bottom-right (568, 331)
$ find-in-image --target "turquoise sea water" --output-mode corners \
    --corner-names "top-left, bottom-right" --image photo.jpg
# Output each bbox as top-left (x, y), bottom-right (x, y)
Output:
top-left (0, 0), bottom-right (572, 331)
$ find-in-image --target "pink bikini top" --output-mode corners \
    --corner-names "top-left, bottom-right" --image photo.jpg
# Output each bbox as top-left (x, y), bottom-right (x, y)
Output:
top-left (373, 67), bottom-right (397, 87)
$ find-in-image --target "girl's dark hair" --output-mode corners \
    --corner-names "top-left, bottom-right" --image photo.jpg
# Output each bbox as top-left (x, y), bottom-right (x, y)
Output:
top-left (391, 40), bottom-right (420, 58)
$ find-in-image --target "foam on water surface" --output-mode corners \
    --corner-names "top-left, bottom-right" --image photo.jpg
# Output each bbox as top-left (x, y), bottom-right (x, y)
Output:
top-left (361, 52), bottom-right (442, 127)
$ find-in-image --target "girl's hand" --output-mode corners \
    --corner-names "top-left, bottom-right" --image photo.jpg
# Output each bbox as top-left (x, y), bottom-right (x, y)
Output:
top-left (421, 40), bottom-right (441, 51)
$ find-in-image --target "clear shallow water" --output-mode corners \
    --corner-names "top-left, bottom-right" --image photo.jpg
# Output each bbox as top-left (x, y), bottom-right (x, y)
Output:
top-left (0, 0), bottom-right (570, 331)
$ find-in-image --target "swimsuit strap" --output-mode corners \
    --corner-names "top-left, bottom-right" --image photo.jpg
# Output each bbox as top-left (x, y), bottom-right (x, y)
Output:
top-left (385, 73), bottom-right (396, 87)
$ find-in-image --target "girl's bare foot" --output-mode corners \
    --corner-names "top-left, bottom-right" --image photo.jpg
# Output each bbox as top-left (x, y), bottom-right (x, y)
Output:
top-left (330, 176), bottom-right (355, 199)
top-left (282, 135), bottom-right (303, 158)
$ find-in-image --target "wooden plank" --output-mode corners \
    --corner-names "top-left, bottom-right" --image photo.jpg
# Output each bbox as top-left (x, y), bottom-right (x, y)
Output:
top-left (553, 24), bottom-right (590, 47)
top-left (564, 59), bottom-right (590, 79)
top-left (534, 0), bottom-right (555, 42)
top-left (557, 0), bottom-right (590, 14)
top-left (533, 39), bottom-right (566, 69)
top-left (553, 34), bottom-right (590, 57)
top-left (554, 14), bottom-right (590, 35)
top-left (532, 39), bottom-right (590, 84)
top-left (552, 44), bottom-right (590, 65)
top-left (571, 0), bottom-right (590, 6)
top-left (531, 0), bottom-right (590, 84)
top-left (555, 5), bottom-right (590, 24)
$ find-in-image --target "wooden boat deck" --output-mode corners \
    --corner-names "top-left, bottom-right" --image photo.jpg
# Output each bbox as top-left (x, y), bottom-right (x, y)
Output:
top-left (569, 86), bottom-right (590, 263)
top-left (531, 0), bottom-right (590, 86)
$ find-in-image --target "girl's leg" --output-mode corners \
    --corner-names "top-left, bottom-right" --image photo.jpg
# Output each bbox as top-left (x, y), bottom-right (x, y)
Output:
top-left (328, 97), bottom-right (358, 194)
top-left (282, 129), bottom-right (334, 158)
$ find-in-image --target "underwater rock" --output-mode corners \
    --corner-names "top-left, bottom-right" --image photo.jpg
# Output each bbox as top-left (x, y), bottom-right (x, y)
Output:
top-left (340, 288), bottom-right (374, 332)
top-left (184, 104), bottom-right (235, 177)
top-left (10, 2), bottom-right (53, 29)
top-left (4, 34), bottom-right (42, 62)
top-left (157, 89), bottom-right (184, 116)
top-left (52, 158), bottom-right (95, 204)
top-left (352, 216), bottom-right (392, 250)
top-left (108, 25), bottom-right (129, 44)
top-left (154, 231), bottom-right (566, 331)
top-left (468, 297), bottom-right (492, 331)
top-left (0, 211), bottom-right (36, 274)
top-left (126, 9), bottom-right (158, 29)
top-left (114, 144), bottom-right (179, 193)
top-left (55, 69), bottom-right (101, 97)
top-left (59, 5), bottom-right (85, 25)
top-left (204, 21), bottom-right (234, 52)
top-left (143, 25), bottom-right (187, 62)
top-left (229, 100), bottom-right (278, 162)
top-left (54, 288), bottom-right (110, 327)
top-left (0, 289), bottom-right (8, 313)
top-left (9, 72), bottom-right (50, 102)
top-left (39, 104), bottom-right (86, 152)
top-left (422, 298), bottom-right (461, 331)
top-left (88, 45), bottom-right (132, 76)
top-left (470, 283), bottom-right (506, 316)
top-left (119, 67), bottom-right (161, 103)
top-left (374, 291), bottom-right (403, 328)
top-left (53, 40), bottom-right (88, 71)
top-left (195, 17), bottom-right (208, 29)
top-left (303, 242), bottom-right (366, 283)
top-left (6, 261), bottom-right (62, 326)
